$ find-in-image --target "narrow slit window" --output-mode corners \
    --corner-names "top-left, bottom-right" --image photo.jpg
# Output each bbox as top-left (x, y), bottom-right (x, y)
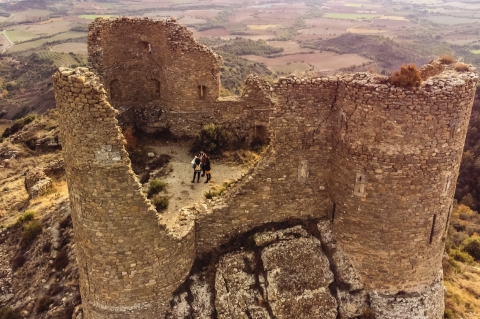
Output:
top-left (442, 173), bottom-right (451, 196)
top-left (450, 119), bottom-right (458, 139)
top-left (331, 203), bottom-right (336, 223)
top-left (354, 172), bottom-right (366, 197)
top-left (339, 111), bottom-right (346, 129)
top-left (429, 214), bottom-right (437, 244)
top-left (198, 85), bottom-right (207, 100)
top-left (444, 204), bottom-right (453, 234)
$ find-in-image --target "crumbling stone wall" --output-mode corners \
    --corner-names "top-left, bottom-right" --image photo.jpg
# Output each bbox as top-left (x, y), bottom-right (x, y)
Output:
top-left (52, 68), bottom-right (195, 319)
top-left (88, 18), bottom-right (273, 141)
top-left (55, 18), bottom-right (479, 319)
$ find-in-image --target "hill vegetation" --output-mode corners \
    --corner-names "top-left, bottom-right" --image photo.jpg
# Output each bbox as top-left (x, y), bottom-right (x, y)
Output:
top-left (303, 34), bottom-right (453, 72)
top-left (208, 38), bottom-right (284, 57)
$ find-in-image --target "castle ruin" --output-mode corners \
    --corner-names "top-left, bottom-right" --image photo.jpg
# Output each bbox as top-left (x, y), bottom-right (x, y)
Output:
top-left (53, 18), bottom-right (478, 319)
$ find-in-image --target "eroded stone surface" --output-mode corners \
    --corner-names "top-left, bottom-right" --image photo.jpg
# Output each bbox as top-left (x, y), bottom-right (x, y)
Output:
top-left (262, 236), bottom-right (337, 319)
top-left (215, 251), bottom-right (269, 319)
top-left (370, 272), bottom-right (445, 319)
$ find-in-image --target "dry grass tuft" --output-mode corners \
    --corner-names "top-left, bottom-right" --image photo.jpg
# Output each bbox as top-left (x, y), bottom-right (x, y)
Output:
top-left (439, 55), bottom-right (455, 64)
top-left (419, 63), bottom-right (444, 80)
top-left (390, 64), bottom-right (422, 88)
top-left (455, 62), bottom-right (471, 72)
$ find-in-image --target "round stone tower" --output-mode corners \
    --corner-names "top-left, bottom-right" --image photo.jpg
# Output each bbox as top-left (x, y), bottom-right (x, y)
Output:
top-left (328, 63), bottom-right (478, 317)
top-left (52, 68), bottom-right (195, 319)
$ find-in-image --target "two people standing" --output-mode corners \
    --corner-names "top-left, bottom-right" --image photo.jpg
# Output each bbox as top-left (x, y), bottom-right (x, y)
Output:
top-left (191, 151), bottom-right (211, 183)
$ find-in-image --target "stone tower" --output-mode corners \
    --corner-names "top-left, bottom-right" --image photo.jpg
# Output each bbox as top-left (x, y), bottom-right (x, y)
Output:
top-left (52, 68), bottom-right (196, 318)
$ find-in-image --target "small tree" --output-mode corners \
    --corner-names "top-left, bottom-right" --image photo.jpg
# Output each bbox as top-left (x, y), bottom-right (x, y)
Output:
top-left (190, 123), bottom-right (231, 155)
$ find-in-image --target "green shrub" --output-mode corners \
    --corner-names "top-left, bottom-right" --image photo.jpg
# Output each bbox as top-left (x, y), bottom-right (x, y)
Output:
top-left (1, 114), bottom-right (36, 138)
top-left (21, 220), bottom-right (43, 248)
top-left (17, 211), bottom-right (35, 224)
top-left (190, 123), bottom-right (231, 155)
top-left (0, 306), bottom-right (22, 319)
top-left (460, 236), bottom-right (480, 261)
top-left (204, 182), bottom-right (232, 199)
top-left (449, 248), bottom-right (475, 264)
top-left (147, 179), bottom-right (166, 198)
top-left (204, 190), bottom-right (220, 199)
top-left (152, 197), bottom-right (169, 211)
top-left (444, 309), bottom-right (454, 319)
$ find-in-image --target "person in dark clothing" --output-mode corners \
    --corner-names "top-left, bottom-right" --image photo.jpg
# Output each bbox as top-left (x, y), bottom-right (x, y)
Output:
top-left (203, 155), bottom-right (211, 183)
top-left (200, 151), bottom-right (207, 177)
top-left (192, 157), bottom-right (201, 183)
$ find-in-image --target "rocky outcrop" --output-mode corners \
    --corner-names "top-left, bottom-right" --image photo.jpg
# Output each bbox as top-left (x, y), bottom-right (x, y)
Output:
top-left (24, 168), bottom-right (52, 198)
top-left (167, 223), bottom-right (372, 319)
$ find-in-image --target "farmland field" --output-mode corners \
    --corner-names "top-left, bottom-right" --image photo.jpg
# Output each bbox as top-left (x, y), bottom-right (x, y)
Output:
top-left (78, 15), bottom-right (117, 20)
top-left (36, 51), bottom-right (81, 67)
top-left (426, 15), bottom-right (480, 25)
top-left (11, 21), bottom-right (73, 37)
top-left (51, 42), bottom-right (87, 55)
top-left (323, 13), bottom-right (381, 20)
top-left (348, 28), bottom-right (387, 34)
top-left (6, 9), bottom-right (52, 23)
top-left (8, 32), bottom-right (87, 53)
top-left (5, 30), bottom-right (36, 43)
top-left (248, 25), bottom-right (279, 30)
top-left (472, 50), bottom-right (480, 54)
top-left (243, 51), bottom-right (372, 74)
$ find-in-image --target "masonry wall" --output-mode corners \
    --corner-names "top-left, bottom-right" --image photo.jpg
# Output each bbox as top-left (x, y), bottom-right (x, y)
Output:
top-left (195, 77), bottom-right (338, 255)
top-left (329, 68), bottom-right (478, 292)
top-left (88, 18), bottom-right (273, 140)
top-left (53, 68), bottom-right (195, 319)
top-left (58, 17), bottom-right (480, 319)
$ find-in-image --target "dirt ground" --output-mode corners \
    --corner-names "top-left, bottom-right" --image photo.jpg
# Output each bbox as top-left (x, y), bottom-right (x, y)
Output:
top-left (149, 140), bottom-right (246, 217)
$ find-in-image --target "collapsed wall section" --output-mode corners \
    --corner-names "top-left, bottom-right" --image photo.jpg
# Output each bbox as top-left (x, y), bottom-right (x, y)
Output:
top-left (195, 76), bottom-right (338, 255)
top-left (329, 68), bottom-right (478, 294)
top-left (88, 18), bottom-right (273, 141)
top-left (53, 67), bottom-right (195, 319)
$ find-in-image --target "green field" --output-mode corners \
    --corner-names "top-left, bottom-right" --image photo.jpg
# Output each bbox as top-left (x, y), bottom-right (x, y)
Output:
top-left (36, 50), bottom-right (81, 67)
top-left (8, 31), bottom-right (87, 53)
top-left (345, 3), bottom-right (362, 7)
top-left (6, 30), bottom-right (37, 43)
top-left (324, 13), bottom-right (381, 20)
top-left (472, 49), bottom-right (480, 54)
top-left (78, 15), bottom-right (116, 20)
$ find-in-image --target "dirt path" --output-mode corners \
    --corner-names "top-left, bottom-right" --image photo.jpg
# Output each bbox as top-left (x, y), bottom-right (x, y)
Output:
top-left (149, 141), bottom-right (246, 219)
